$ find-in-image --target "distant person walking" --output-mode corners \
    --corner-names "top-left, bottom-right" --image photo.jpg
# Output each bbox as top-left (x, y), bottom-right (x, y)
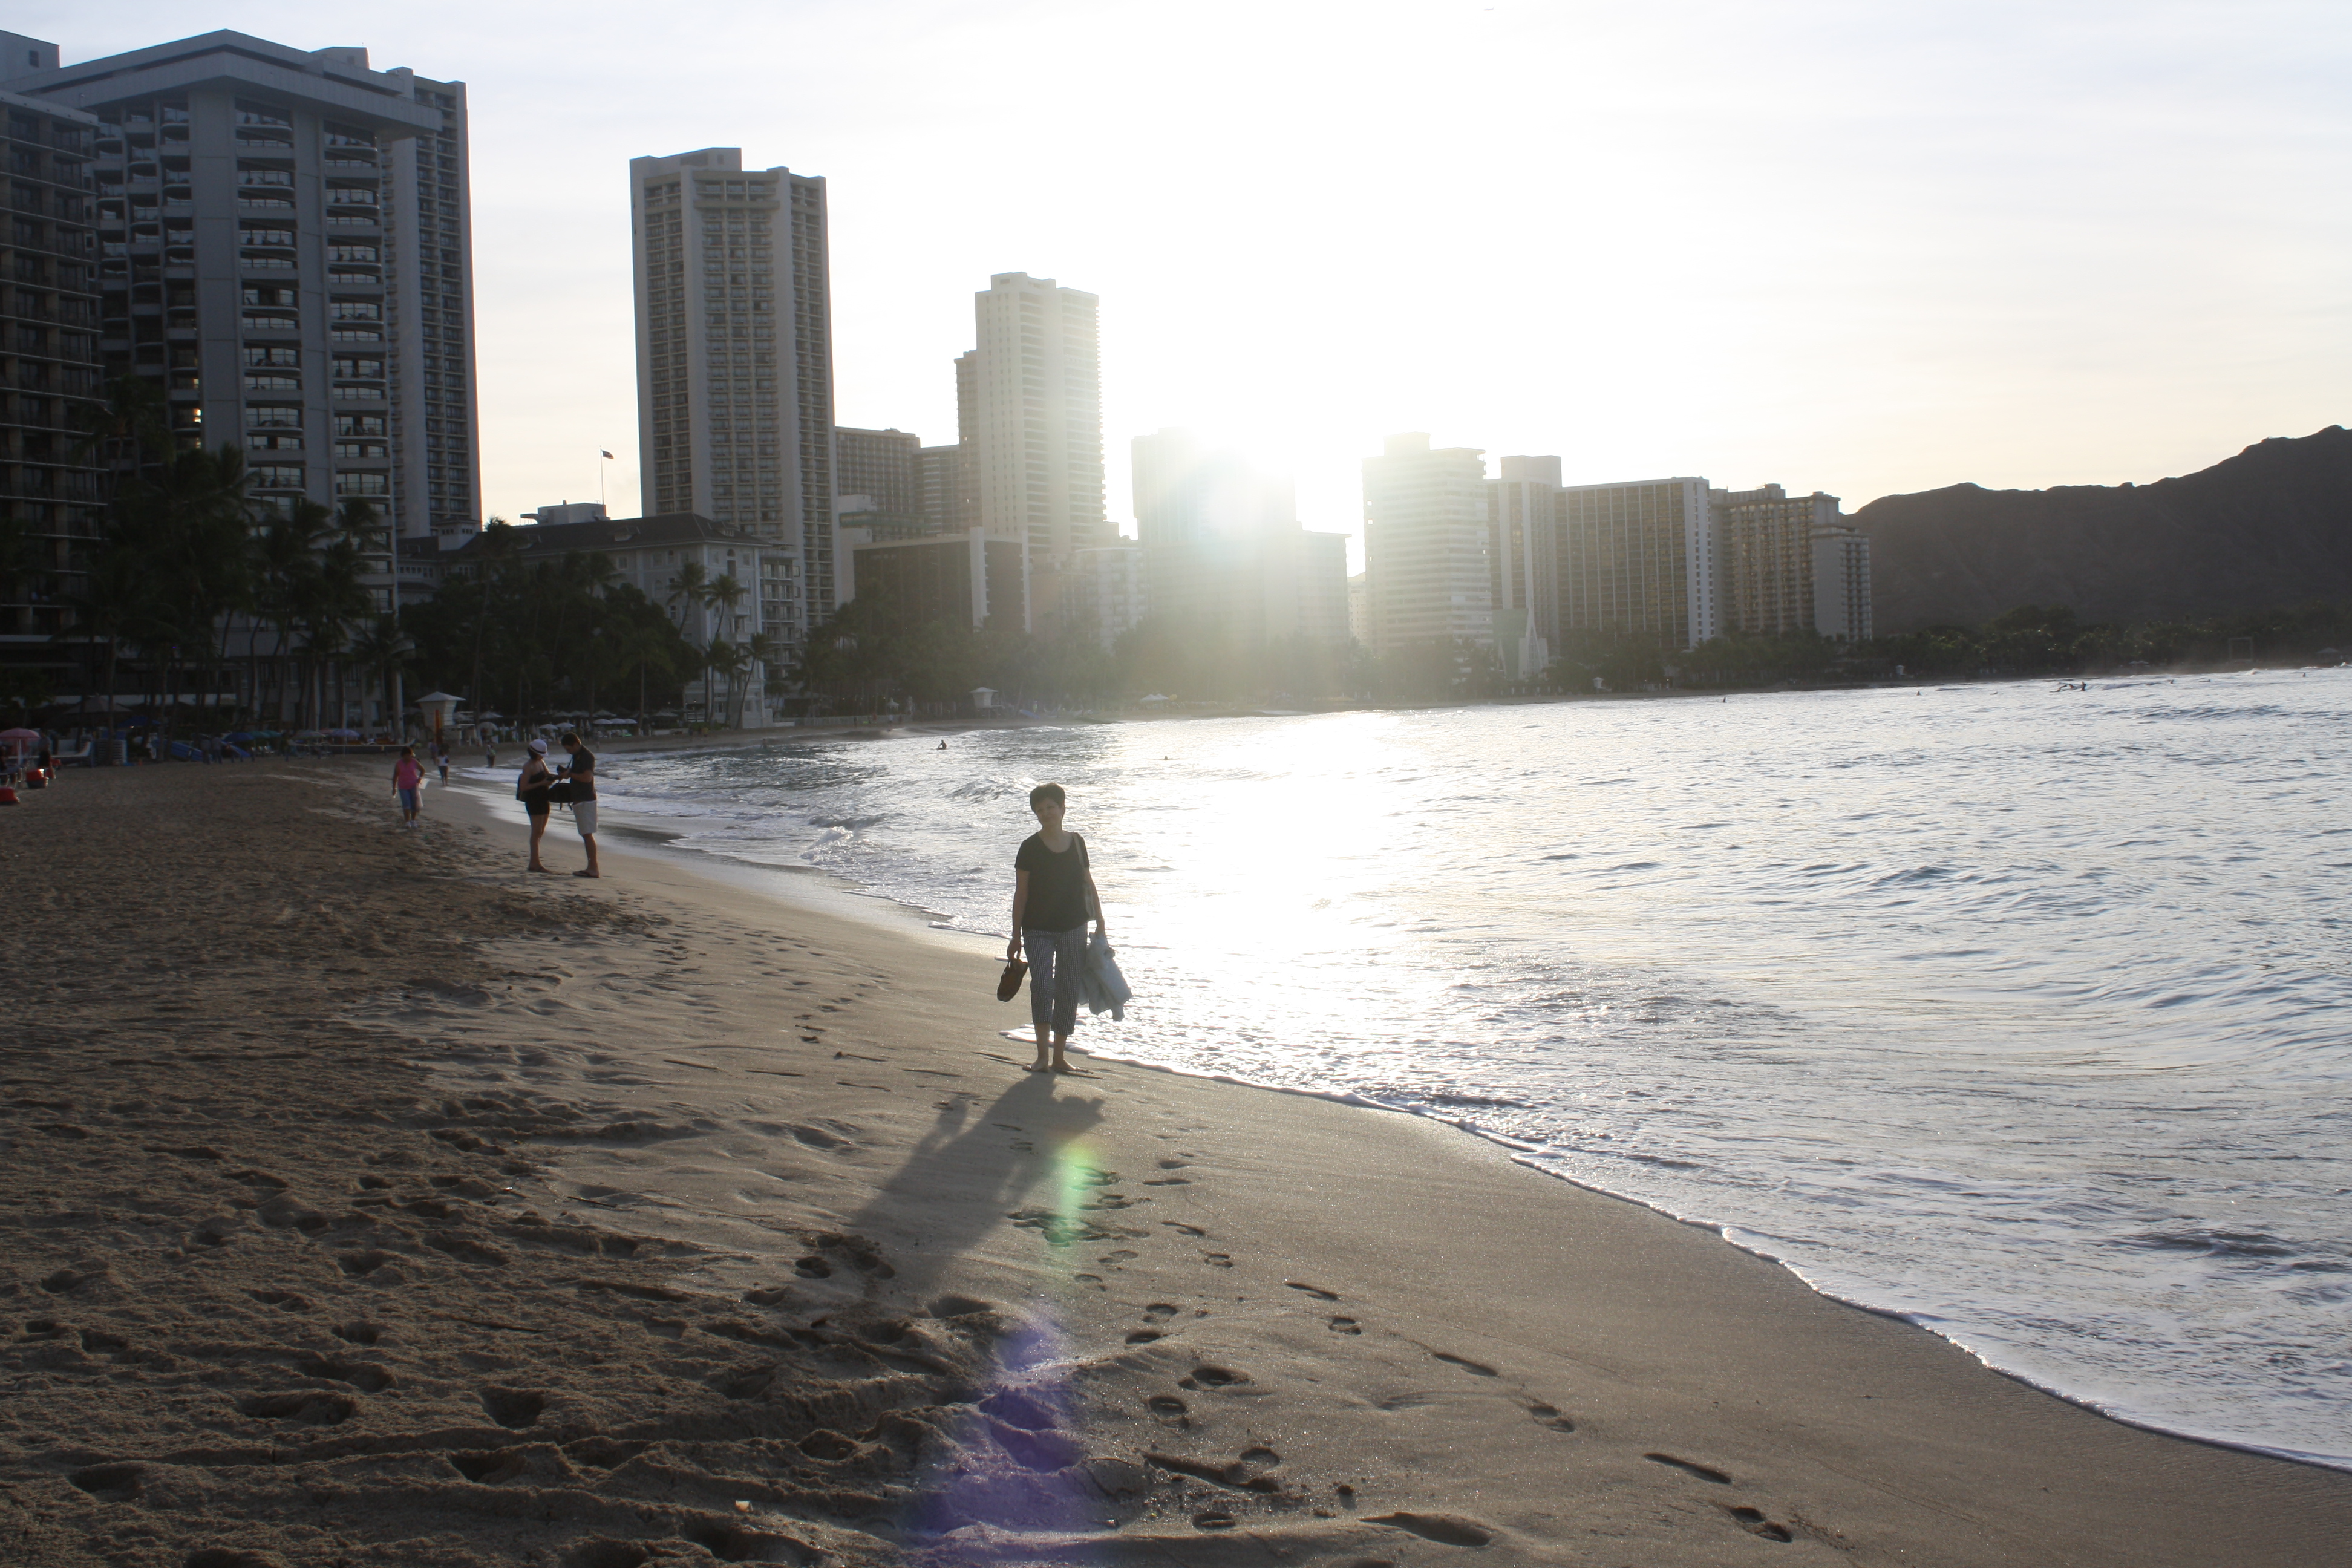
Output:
top-left (517, 737), bottom-right (555, 872)
top-left (1007, 782), bottom-right (1105, 1073)
top-left (434, 741), bottom-right (451, 783)
top-left (560, 731), bottom-right (601, 879)
top-left (484, 742), bottom-right (497, 769)
top-left (391, 746), bottom-right (425, 828)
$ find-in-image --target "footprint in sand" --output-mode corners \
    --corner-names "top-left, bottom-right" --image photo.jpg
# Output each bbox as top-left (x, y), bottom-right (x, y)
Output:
top-left (1723, 1505), bottom-right (1795, 1543)
top-left (1286, 1280), bottom-right (1339, 1300)
top-left (1431, 1350), bottom-right (1497, 1377)
top-left (1144, 1303), bottom-right (1179, 1320)
top-left (1526, 1400), bottom-right (1575, 1431)
top-left (1202, 1252), bottom-right (1234, 1267)
top-left (1329, 1316), bottom-right (1362, 1334)
top-left (1163, 1221), bottom-right (1207, 1236)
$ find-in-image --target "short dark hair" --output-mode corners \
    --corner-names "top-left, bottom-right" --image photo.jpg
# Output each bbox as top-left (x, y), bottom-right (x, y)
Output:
top-left (560, 731), bottom-right (580, 745)
top-left (1028, 782), bottom-right (1065, 810)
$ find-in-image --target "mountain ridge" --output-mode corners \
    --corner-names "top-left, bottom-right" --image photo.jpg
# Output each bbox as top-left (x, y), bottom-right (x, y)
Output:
top-left (1854, 425), bottom-right (2352, 632)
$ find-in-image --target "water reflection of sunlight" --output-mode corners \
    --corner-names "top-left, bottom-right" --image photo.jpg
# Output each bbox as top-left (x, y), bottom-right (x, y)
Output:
top-left (1112, 715), bottom-right (1417, 1050)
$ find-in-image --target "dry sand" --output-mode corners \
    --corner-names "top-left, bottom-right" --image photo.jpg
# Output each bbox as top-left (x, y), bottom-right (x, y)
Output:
top-left (2, 762), bottom-right (2347, 1568)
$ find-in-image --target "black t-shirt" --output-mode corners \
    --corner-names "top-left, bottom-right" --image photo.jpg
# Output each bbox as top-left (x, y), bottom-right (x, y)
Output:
top-left (1016, 832), bottom-right (1090, 932)
top-left (565, 748), bottom-right (596, 801)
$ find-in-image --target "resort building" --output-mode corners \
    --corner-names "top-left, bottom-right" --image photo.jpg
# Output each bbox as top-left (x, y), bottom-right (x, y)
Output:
top-left (916, 442), bottom-right (966, 535)
top-left (838, 526), bottom-right (1029, 635)
top-left (630, 146), bottom-right (835, 653)
top-left (1714, 483), bottom-right (1840, 636)
top-left (1063, 541), bottom-right (1148, 650)
top-left (1362, 433), bottom-right (1492, 652)
top-left (1812, 520), bottom-right (1873, 641)
top-left (1553, 477), bottom-right (1720, 652)
top-left (1132, 428), bottom-right (1350, 650)
top-left (0, 85), bottom-right (103, 681)
top-left (962, 273), bottom-right (1106, 567)
top-left (1487, 455), bottom-right (1560, 680)
top-left (4, 30), bottom-right (482, 555)
top-left (834, 425), bottom-right (920, 524)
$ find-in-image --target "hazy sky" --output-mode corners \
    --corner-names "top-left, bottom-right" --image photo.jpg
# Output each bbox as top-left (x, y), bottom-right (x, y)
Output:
top-left (31, 2), bottom-right (2352, 563)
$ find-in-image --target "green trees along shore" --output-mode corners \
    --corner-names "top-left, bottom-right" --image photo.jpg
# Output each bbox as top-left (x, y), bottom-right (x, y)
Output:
top-left (8, 378), bottom-right (2349, 733)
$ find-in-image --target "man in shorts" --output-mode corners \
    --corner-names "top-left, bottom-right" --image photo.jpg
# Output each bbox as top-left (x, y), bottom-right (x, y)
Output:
top-left (560, 731), bottom-right (601, 878)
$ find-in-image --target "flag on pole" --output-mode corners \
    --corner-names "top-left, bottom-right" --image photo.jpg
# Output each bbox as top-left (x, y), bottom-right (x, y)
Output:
top-left (600, 450), bottom-right (615, 459)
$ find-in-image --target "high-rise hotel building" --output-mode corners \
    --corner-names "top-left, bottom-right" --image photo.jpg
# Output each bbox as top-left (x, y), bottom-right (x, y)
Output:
top-left (0, 83), bottom-right (102, 676)
top-left (1712, 483), bottom-right (1838, 637)
top-left (631, 148), bottom-right (835, 649)
top-left (962, 273), bottom-right (1105, 566)
top-left (1554, 478), bottom-right (1720, 651)
top-left (1362, 433), bottom-right (1492, 652)
top-left (4, 31), bottom-right (481, 554)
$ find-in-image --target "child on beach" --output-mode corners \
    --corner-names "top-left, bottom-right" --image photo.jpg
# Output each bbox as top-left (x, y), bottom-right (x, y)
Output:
top-left (1007, 782), bottom-right (1105, 1073)
top-left (434, 742), bottom-right (450, 784)
top-left (391, 746), bottom-right (425, 828)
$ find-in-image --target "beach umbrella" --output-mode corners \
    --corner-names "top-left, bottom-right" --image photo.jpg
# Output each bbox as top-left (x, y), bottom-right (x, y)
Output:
top-left (0, 728), bottom-right (39, 742)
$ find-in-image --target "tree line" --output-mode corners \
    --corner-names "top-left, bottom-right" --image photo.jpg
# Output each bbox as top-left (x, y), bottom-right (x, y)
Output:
top-left (16, 377), bottom-right (393, 730)
top-left (790, 598), bottom-right (2352, 713)
top-left (19, 376), bottom-right (2342, 731)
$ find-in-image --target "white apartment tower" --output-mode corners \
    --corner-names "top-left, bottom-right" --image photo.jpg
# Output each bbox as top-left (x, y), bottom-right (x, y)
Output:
top-left (963, 273), bottom-right (1105, 566)
top-left (1362, 433), bottom-right (1492, 652)
top-left (632, 148), bottom-right (835, 650)
top-left (6, 30), bottom-right (483, 549)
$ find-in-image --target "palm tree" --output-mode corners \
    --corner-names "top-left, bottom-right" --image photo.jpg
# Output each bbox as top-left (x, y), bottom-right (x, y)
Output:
top-left (706, 634), bottom-right (751, 728)
top-left (251, 501), bottom-right (336, 726)
top-left (701, 572), bottom-right (748, 727)
top-left (610, 618), bottom-right (678, 731)
top-left (345, 614), bottom-right (412, 736)
top-left (667, 558), bottom-right (709, 633)
top-left (463, 517), bottom-right (518, 719)
top-left (293, 530), bottom-right (371, 731)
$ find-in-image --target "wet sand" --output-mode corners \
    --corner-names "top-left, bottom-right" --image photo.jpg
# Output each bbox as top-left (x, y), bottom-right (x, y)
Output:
top-left (2, 762), bottom-right (2347, 1566)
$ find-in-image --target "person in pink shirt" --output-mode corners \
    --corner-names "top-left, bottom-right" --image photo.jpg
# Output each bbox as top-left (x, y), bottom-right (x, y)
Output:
top-left (391, 746), bottom-right (425, 829)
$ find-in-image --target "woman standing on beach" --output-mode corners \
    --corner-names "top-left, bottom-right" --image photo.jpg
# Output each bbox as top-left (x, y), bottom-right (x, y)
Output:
top-left (516, 737), bottom-right (555, 872)
top-left (1008, 782), bottom-right (1105, 1073)
top-left (391, 746), bottom-right (425, 829)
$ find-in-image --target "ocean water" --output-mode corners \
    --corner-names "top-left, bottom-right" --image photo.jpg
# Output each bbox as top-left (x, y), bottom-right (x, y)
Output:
top-left (552, 670), bottom-right (2352, 1468)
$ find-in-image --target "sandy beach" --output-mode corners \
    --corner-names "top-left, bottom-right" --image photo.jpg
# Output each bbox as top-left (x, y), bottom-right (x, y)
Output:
top-left (3, 762), bottom-right (2347, 1567)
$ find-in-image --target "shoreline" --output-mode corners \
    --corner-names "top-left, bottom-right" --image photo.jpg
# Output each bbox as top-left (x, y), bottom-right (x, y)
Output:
top-left (5, 763), bottom-right (2347, 1565)
top-left (451, 719), bottom-right (2352, 1478)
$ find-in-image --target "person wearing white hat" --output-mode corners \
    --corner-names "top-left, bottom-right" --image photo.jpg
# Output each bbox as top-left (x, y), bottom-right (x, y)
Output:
top-left (517, 737), bottom-right (555, 872)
